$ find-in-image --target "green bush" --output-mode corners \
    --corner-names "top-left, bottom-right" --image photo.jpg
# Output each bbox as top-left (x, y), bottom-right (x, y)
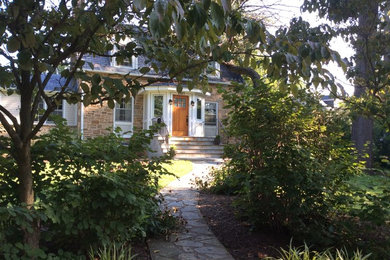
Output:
top-left (216, 82), bottom-right (361, 244)
top-left (0, 121), bottom-right (175, 258)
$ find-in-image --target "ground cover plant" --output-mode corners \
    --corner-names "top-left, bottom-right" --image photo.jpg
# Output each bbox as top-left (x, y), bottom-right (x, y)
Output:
top-left (200, 81), bottom-right (390, 259)
top-left (0, 121), bottom-right (175, 259)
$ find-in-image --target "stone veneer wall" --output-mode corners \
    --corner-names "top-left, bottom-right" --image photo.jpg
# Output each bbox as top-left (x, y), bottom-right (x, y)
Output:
top-left (83, 101), bottom-right (114, 138)
top-left (82, 94), bottom-right (144, 139)
top-left (133, 94), bottom-right (143, 130)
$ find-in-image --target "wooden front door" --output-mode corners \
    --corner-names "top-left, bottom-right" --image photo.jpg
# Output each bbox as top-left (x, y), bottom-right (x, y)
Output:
top-left (172, 95), bottom-right (189, 136)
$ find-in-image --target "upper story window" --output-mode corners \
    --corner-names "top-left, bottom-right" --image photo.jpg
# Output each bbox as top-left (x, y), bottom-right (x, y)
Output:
top-left (111, 39), bottom-right (138, 69)
top-left (207, 62), bottom-right (220, 78)
top-left (36, 99), bottom-right (63, 124)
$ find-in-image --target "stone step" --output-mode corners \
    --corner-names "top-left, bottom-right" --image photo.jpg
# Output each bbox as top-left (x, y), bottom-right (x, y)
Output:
top-left (173, 157), bottom-right (225, 162)
top-left (175, 153), bottom-right (223, 159)
top-left (169, 141), bottom-right (215, 146)
top-left (173, 145), bottom-right (223, 150)
top-left (170, 136), bottom-right (215, 141)
top-left (174, 149), bottom-right (224, 154)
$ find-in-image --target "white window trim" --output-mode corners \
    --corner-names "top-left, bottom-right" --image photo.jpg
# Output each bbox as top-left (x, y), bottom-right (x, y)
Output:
top-left (113, 98), bottom-right (134, 138)
top-left (111, 38), bottom-right (138, 69)
top-left (35, 99), bottom-right (64, 125)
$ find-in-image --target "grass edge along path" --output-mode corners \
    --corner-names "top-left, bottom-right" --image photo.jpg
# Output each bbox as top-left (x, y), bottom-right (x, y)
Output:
top-left (158, 160), bottom-right (193, 189)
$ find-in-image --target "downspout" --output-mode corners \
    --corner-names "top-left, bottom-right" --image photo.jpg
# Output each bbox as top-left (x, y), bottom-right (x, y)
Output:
top-left (80, 100), bottom-right (84, 140)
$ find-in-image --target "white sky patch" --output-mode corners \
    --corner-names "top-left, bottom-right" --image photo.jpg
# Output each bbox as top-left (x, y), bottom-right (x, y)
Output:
top-left (250, 0), bottom-right (355, 95)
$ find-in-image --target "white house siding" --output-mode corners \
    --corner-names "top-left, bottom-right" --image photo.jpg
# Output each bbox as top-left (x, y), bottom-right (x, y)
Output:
top-left (63, 102), bottom-right (77, 126)
top-left (0, 93), bottom-right (20, 124)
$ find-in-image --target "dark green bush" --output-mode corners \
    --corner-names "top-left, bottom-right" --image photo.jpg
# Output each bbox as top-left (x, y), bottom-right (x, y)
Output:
top-left (216, 82), bottom-right (360, 244)
top-left (0, 121), bottom-right (174, 258)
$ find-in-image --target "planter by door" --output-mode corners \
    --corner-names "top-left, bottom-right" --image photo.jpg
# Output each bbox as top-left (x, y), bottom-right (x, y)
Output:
top-left (172, 95), bottom-right (189, 136)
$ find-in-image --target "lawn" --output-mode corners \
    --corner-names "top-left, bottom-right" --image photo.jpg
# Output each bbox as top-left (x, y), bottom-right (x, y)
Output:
top-left (158, 160), bottom-right (193, 188)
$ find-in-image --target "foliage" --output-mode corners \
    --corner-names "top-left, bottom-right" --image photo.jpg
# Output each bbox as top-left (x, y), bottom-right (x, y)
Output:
top-left (0, 121), bottom-right (175, 258)
top-left (215, 81), bottom-right (360, 244)
top-left (267, 243), bottom-right (371, 260)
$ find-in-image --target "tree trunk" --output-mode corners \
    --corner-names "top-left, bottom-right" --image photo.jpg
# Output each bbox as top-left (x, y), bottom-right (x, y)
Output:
top-left (351, 1), bottom-right (378, 170)
top-left (16, 142), bottom-right (40, 249)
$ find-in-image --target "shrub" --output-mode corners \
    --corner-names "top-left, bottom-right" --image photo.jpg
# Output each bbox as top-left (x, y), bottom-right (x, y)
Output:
top-left (216, 82), bottom-right (361, 244)
top-left (0, 120), bottom-right (175, 258)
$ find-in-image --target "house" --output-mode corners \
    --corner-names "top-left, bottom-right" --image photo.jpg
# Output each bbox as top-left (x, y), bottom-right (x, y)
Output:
top-left (0, 52), bottom-right (239, 159)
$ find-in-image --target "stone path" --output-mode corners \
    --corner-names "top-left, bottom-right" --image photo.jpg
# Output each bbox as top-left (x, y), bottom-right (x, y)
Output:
top-left (148, 161), bottom-right (234, 260)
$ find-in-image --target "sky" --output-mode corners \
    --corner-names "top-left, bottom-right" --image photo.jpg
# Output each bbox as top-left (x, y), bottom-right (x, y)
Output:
top-left (256, 0), bottom-right (355, 95)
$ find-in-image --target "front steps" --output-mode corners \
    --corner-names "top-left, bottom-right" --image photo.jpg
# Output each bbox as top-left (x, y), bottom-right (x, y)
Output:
top-left (161, 136), bottom-right (224, 160)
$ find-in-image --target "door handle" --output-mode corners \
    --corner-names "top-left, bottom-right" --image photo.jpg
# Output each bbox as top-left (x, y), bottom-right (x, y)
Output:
top-left (186, 116), bottom-right (188, 124)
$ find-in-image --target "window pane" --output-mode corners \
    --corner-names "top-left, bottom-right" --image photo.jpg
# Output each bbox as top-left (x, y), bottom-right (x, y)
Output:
top-left (115, 99), bottom-right (132, 122)
top-left (154, 96), bottom-right (163, 118)
top-left (117, 46), bottom-right (133, 67)
top-left (196, 99), bottom-right (201, 120)
top-left (205, 102), bottom-right (217, 125)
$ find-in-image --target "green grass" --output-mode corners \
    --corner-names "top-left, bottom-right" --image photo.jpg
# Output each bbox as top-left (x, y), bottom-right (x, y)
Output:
top-left (158, 160), bottom-right (193, 188)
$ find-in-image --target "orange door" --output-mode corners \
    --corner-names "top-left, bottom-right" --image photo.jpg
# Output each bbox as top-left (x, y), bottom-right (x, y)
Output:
top-left (172, 95), bottom-right (189, 136)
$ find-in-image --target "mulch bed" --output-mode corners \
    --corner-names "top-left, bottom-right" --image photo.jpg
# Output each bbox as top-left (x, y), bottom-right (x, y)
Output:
top-left (198, 192), bottom-right (292, 259)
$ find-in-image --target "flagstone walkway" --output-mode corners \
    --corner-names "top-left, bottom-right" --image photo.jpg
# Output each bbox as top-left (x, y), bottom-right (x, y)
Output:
top-left (148, 161), bottom-right (234, 260)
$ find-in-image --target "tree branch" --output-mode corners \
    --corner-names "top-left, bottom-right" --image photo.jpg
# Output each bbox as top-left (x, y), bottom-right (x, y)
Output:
top-left (0, 105), bottom-right (20, 132)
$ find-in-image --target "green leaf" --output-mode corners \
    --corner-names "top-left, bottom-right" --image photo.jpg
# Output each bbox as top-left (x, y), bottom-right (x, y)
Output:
top-left (210, 2), bottom-right (225, 31)
top-left (92, 74), bottom-right (101, 85)
top-left (134, 0), bottom-right (147, 11)
top-left (291, 84), bottom-right (298, 97)
top-left (202, 0), bottom-right (211, 10)
top-left (80, 83), bottom-right (90, 93)
top-left (18, 50), bottom-right (32, 70)
top-left (107, 99), bottom-right (115, 109)
top-left (139, 66), bottom-right (151, 74)
top-left (7, 36), bottom-right (20, 53)
top-left (189, 4), bottom-right (207, 28)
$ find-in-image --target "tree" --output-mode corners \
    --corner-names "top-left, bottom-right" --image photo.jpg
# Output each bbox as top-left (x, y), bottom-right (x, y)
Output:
top-left (0, 0), bottom-right (345, 251)
top-left (302, 0), bottom-right (390, 169)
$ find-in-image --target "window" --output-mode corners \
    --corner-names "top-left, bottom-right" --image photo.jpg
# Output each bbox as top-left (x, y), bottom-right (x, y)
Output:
top-left (114, 98), bottom-right (133, 137)
top-left (205, 102), bottom-right (217, 126)
top-left (153, 95), bottom-right (163, 118)
top-left (207, 62), bottom-right (220, 78)
top-left (36, 99), bottom-right (63, 124)
top-left (115, 99), bottom-right (132, 122)
top-left (174, 97), bottom-right (187, 108)
top-left (112, 39), bottom-right (138, 69)
top-left (196, 99), bottom-right (202, 120)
